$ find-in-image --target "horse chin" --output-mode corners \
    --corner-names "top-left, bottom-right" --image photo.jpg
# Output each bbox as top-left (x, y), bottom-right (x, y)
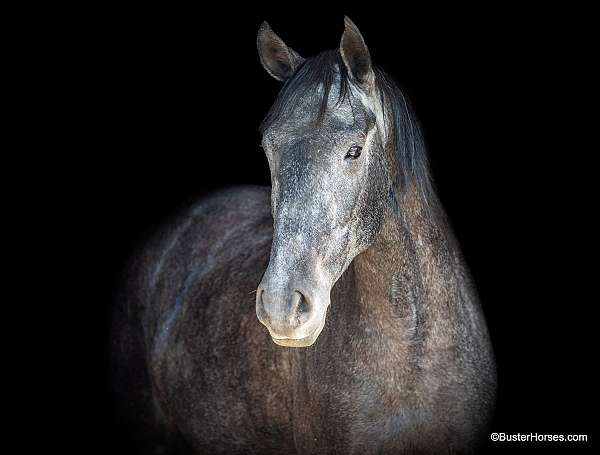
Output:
top-left (270, 316), bottom-right (326, 348)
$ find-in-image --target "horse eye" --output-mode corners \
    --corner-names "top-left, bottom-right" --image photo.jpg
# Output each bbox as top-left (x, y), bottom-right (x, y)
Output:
top-left (345, 145), bottom-right (363, 159)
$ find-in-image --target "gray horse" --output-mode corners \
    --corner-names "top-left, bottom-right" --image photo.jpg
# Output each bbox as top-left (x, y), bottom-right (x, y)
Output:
top-left (111, 17), bottom-right (496, 454)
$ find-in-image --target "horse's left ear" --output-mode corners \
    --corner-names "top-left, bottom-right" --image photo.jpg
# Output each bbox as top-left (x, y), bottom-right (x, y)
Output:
top-left (340, 16), bottom-right (375, 89)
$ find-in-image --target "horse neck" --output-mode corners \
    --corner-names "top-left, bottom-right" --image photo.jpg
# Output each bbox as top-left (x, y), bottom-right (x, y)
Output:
top-left (347, 184), bottom-right (458, 344)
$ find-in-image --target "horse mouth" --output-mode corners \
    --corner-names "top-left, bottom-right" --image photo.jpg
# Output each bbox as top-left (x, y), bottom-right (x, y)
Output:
top-left (271, 332), bottom-right (318, 348)
top-left (269, 317), bottom-right (326, 348)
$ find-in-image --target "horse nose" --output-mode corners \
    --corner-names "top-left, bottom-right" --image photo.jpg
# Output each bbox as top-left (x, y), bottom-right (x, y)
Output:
top-left (256, 287), bottom-right (312, 338)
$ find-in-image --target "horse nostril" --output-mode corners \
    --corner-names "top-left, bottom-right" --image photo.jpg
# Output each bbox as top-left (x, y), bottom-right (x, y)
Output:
top-left (256, 289), bottom-right (270, 325)
top-left (291, 290), bottom-right (311, 324)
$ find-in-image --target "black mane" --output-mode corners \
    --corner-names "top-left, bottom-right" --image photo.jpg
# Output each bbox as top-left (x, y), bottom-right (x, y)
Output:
top-left (260, 49), bottom-right (433, 202)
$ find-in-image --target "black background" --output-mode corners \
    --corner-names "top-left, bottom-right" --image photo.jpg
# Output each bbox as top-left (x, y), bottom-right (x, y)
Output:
top-left (66, 4), bottom-right (593, 453)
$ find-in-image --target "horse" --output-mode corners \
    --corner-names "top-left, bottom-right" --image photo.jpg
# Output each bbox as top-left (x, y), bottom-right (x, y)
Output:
top-left (111, 17), bottom-right (496, 454)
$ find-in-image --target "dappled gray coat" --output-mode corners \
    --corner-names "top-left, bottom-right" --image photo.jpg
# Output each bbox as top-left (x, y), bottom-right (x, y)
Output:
top-left (111, 17), bottom-right (496, 454)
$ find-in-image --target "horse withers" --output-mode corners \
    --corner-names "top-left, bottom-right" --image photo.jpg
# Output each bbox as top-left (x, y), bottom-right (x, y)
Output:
top-left (111, 17), bottom-right (496, 454)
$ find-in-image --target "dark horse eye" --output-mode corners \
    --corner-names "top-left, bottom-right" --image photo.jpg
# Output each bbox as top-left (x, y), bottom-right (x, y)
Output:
top-left (345, 145), bottom-right (363, 159)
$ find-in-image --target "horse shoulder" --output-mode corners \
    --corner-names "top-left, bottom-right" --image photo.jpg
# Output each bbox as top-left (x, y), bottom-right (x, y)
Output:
top-left (144, 186), bottom-right (297, 450)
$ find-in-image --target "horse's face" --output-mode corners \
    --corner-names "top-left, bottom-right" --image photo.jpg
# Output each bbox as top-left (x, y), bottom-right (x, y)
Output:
top-left (255, 18), bottom-right (389, 347)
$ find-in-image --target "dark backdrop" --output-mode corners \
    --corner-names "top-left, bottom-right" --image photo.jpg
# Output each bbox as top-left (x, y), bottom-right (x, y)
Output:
top-left (76, 5), bottom-right (593, 453)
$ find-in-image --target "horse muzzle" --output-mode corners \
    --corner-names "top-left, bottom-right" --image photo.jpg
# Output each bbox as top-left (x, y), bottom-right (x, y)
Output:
top-left (255, 285), bottom-right (328, 347)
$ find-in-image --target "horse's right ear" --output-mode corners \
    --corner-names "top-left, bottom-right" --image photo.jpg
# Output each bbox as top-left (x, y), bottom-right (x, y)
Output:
top-left (257, 21), bottom-right (304, 82)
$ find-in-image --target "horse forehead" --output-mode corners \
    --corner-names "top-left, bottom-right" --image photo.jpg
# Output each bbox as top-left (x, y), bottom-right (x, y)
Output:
top-left (304, 81), bottom-right (359, 121)
top-left (270, 96), bottom-right (367, 143)
top-left (268, 124), bottom-right (362, 160)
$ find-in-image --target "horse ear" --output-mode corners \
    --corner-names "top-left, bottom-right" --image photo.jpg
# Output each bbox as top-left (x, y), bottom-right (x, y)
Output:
top-left (340, 16), bottom-right (374, 89)
top-left (257, 21), bottom-right (304, 82)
